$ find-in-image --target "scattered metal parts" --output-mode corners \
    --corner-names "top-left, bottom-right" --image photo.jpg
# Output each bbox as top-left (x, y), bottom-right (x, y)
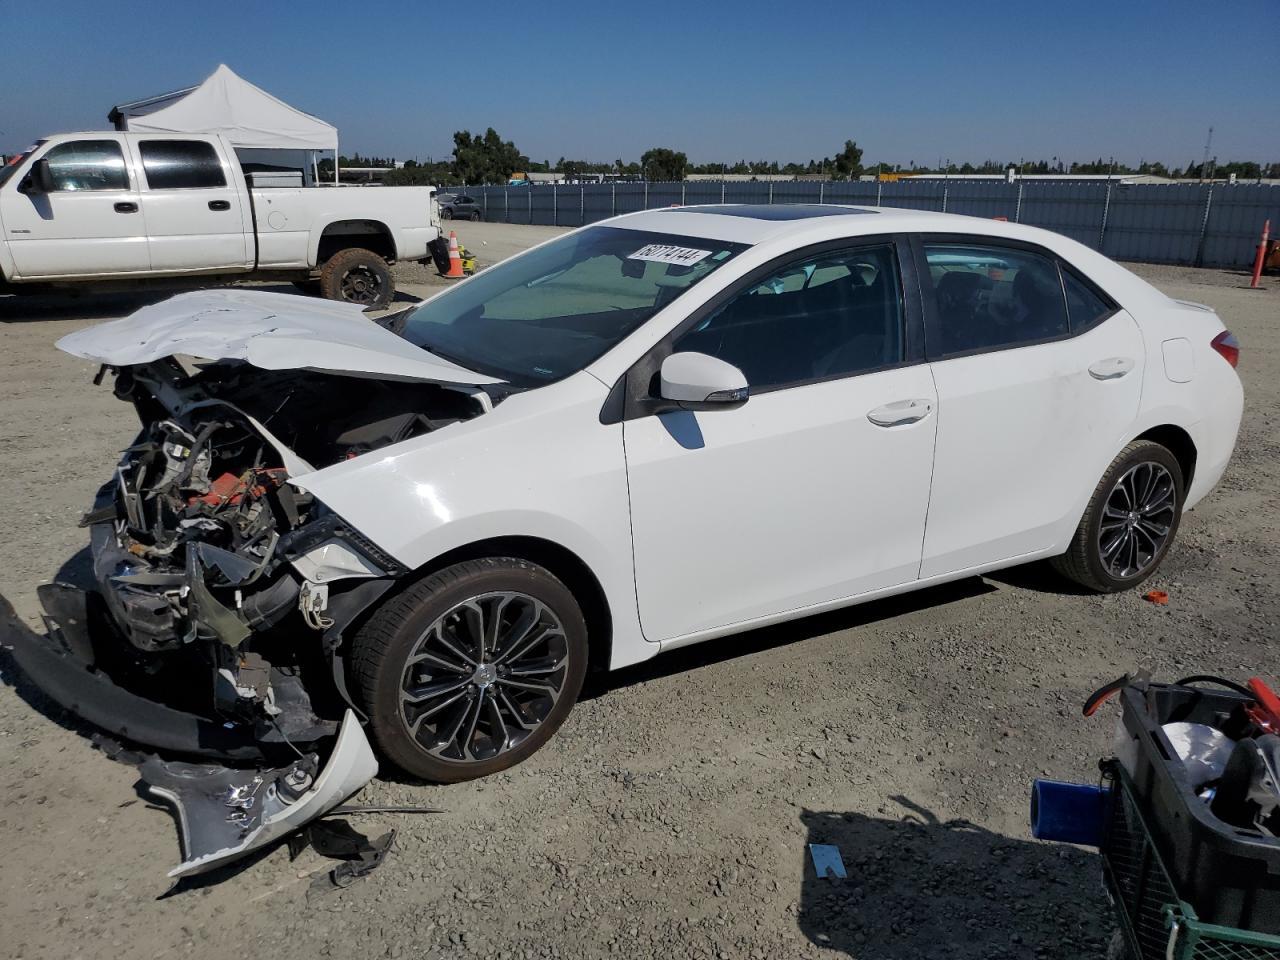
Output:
top-left (288, 818), bottom-right (396, 890)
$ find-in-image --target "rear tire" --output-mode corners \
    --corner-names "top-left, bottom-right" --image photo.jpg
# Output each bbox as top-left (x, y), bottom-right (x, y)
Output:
top-left (441, 209), bottom-right (453, 220)
top-left (1051, 440), bottom-right (1184, 593)
top-left (319, 247), bottom-right (393, 308)
top-left (470, 211), bottom-right (481, 222)
top-left (349, 558), bottom-right (588, 782)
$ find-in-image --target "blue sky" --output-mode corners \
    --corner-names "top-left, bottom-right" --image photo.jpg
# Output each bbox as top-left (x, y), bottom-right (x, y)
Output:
top-left (3, 0), bottom-right (1276, 167)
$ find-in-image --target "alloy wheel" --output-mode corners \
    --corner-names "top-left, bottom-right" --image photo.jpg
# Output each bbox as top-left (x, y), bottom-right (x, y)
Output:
top-left (340, 265), bottom-right (385, 305)
top-left (1097, 461), bottom-right (1176, 579)
top-left (397, 592), bottom-right (569, 764)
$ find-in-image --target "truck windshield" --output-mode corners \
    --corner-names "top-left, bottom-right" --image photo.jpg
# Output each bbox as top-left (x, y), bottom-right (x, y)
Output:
top-left (0, 143), bottom-right (44, 189)
top-left (395, 226), bottom-right (748, 386)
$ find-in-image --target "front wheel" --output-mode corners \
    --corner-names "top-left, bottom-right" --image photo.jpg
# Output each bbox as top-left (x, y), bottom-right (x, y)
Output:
top-left (470, 211), bottom-right (481, 222)
top-left (318, 247), bottom-right (393, 308)
top-left (349, 558), bottom-right (588, 782)
top-left (1051, 440), bottom-right (1184, 593)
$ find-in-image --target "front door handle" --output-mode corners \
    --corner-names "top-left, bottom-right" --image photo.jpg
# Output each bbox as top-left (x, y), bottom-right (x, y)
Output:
top-left (113, 201), bottom-right (138, 213)
top-left (867, 398), bottom-right (934, 427)
top-left (208, 200), bottom-right (231, 211)
top-left (1089, 357), bottom-right (1135, 380)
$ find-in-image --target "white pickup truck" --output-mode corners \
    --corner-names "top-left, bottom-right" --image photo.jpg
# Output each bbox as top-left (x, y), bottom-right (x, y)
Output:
top-left (0, 132), bottom-right (440, 307)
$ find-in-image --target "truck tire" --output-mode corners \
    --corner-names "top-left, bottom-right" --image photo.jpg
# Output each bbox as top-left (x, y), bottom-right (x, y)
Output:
top-left (319, 248), bottom-right (393, 308)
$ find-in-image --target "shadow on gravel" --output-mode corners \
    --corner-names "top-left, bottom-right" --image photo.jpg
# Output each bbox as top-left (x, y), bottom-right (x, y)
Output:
top-left (590, 578), bottom-right (997, 700)
top-left (983, 561), bottom-right (1094, 597)
top-left (797, 799), bottom-right (1110, 959)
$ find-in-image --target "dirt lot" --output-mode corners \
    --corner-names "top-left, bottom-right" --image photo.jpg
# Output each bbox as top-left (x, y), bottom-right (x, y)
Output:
top-left (2, 223), bottom-right (1277, 960)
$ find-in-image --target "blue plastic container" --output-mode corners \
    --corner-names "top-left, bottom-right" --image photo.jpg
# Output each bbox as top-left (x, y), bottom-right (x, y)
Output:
top-left (1030, 779), bottom-right (1111, 847)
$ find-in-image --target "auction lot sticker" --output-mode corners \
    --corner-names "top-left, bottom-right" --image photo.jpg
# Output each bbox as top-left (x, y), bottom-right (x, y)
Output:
top-left (628, 244), bottom-right (712, 267)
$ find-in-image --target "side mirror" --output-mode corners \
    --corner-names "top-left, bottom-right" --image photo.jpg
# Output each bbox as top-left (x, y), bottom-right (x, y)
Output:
top-left (659, 352), bottom-right (748, 409)
top-left (21, 158), bottom-right (54, 194)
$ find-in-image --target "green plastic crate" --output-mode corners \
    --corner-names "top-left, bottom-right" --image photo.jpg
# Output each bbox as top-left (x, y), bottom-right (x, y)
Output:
top-left (1102, 761), bottom-right (1280, 960)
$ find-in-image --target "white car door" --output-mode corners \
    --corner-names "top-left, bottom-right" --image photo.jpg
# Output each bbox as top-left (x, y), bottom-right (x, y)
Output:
top-left (623, 241), bottom-right (938, 643)
top-left (133, 138), bottom-right (253, 273)
top-left (916, 240), bottom-right (1145, 578)
top-left (0, 137), bottom-right (150, 278)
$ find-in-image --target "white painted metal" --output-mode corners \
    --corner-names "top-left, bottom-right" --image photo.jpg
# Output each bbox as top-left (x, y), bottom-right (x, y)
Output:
top-left (59, 206), bottom-right (1245, 676)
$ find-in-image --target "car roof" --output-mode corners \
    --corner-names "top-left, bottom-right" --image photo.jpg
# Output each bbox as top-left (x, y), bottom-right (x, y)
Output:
top-left (606, 203), bottom-right (961, 245)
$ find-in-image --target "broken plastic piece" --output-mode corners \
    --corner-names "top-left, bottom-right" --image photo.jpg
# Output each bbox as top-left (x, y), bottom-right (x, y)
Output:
top-left (808, 843), bottom-right (847, 879)
top-left (288, 818), bottom-right (396, 889)
top-left (142, 709), bottom-right (378, 878)
top-left (1143, 590), bottom-right (1170, 605)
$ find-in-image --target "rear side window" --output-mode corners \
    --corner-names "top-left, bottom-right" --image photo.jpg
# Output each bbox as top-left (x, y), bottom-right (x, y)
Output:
top-left (42, 140), bottom-right (129, 192)
top-left (674, 243), bottom-right (905, 392)
top-left (1061, 266), bottom-right (1116, 332)
top-left (139, 140), bottom-right (227, 189)
top-left (923, 243), bottom-right (1068, 357)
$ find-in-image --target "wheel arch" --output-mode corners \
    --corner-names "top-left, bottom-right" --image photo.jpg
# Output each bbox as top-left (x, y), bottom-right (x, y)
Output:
top-left (314, 219), bottom-right (396, 265)
top-left (400, 535), bottom-right (613, 675)
top-left (1132, 423), bottom-right (1197, 491)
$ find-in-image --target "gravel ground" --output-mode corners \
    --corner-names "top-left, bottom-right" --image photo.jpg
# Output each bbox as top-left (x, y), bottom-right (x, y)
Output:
top-left (1, 223), bottom-right (1276, 960)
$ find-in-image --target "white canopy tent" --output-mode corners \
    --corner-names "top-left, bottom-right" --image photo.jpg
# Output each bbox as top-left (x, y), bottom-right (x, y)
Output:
top-left (111, 65), bottom-right (340, 182)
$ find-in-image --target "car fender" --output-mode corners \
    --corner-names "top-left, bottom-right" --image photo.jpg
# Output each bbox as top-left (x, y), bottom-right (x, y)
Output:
top-left (288, 372), bottom-right (656, 670)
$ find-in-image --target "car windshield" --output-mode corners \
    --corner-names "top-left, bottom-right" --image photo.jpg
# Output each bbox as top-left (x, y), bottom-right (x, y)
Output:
top-left (0, 143), bottom-right (44, 189)
top-left (395, 226), bottom-right (748, 386)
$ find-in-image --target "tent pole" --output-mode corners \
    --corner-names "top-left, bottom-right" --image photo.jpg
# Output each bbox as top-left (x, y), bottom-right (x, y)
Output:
top-left (334, 146), bottom-right (339, 185)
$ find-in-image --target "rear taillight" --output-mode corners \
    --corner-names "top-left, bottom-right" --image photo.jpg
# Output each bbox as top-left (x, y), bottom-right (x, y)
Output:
top-left (1211, 330), bottom-right (1240, 368)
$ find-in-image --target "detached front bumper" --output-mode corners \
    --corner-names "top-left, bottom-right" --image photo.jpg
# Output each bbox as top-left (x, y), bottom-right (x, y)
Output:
top-left (1, 586), bottom-right (378, 877)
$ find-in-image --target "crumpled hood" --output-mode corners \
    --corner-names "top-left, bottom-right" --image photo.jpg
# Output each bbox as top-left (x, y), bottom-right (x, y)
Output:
top-left (56, 288), bottom-right (502, 386)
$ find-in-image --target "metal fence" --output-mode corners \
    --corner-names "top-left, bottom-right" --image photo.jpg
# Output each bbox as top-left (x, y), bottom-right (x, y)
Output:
top-left (450, 180), bottom-right (1278, 269)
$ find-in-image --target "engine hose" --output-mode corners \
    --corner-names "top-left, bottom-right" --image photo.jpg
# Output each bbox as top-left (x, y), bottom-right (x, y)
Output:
top-left (173, 419), bottom-right (227, 490)
top-left (241, 574), bottom-right (300, 630)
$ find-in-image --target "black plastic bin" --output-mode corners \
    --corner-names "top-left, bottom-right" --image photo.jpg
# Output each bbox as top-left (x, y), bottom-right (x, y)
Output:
top-left (1117, 683), bottom-right (1280, 933)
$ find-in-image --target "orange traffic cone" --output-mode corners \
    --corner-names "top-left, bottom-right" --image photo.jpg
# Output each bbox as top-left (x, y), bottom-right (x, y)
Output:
top-left (444, 230), bottom-right (464, 278)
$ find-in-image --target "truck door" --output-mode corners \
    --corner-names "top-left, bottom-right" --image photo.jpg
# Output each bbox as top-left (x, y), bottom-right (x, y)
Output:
top-left (0, 137), bottom-right (150, 278)
top-left (133, 138), bottom-right (253, 273)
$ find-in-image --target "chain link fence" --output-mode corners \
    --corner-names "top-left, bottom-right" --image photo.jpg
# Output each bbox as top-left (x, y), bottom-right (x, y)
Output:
top-left (449, 180), bottom-right (1278, 269)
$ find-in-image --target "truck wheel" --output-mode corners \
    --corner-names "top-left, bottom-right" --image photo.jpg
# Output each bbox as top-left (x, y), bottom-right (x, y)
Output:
top-left (320, 248), bottom-right (393, 308)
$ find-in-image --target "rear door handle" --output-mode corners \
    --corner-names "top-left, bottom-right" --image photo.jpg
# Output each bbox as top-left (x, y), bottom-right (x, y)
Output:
top-left (208, 200), bottom-right (231, 211)
top-left (113, 201), bottom-right (138, 213)
top-left (1089, 357), bottom-right (1135, 380)
top-left (867, 398), bottom-right (934, 427)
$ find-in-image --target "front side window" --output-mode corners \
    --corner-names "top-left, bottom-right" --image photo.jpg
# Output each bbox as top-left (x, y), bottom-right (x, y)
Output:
top-left (395, 226), bottom-right (747, 385)
top-left (41, 140), bottom-right (129, 192)
top-left (673, 244), bottom-right (905, 392)
top-left (923, 243), bottom-right (1068, 356)
top-left (139, 140), bottom-right (227, 189)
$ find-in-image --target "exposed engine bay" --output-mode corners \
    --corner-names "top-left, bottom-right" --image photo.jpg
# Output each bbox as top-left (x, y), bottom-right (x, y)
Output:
top-left (86, 357), bottom-right (486, 741)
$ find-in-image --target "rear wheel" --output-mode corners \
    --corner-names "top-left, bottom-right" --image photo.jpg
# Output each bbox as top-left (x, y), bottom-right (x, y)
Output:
top-left (349, 558), bottom-right (588, 782)
top-left (470, 211), bottom-right (481, 221)
top-left (1052, 440), bottom-right (1184, 592)
top-left (441, 209), bottom-right (453, 220)
top-left (319, 247), bottom-right (393, 308)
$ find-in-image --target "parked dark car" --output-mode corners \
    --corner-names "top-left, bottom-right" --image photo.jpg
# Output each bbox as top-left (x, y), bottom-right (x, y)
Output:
top-left (439, 194), bottom-right (482, 221)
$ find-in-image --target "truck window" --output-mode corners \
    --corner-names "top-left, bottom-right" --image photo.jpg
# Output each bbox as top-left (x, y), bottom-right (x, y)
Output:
top-left (139, 140), bottom-right (227, 189)
top-left (42, 140), bottom-right (130, 192)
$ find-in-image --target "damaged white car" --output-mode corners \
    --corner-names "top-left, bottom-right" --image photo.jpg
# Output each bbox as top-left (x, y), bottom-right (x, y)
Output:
top-left (4, 206), bottom-right (1242, 874)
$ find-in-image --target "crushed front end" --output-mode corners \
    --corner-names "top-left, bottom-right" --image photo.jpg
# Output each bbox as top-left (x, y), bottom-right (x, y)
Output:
top-left (3, 325), bottom-right (490, 874)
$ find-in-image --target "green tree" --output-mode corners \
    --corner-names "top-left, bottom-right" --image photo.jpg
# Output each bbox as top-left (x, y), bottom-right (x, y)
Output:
top-left (451, 128), bottom-right (528, 184)
top-left (640, 147), bottom-right (688, 181)
top-left (833, 140), bottom-right (864, 180)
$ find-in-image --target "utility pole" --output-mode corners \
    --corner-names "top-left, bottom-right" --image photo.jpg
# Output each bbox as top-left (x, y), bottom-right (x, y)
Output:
top-left (1201, 126), bottom-right (1214, 182)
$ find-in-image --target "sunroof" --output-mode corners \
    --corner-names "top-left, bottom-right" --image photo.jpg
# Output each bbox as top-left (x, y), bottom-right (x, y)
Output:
top-left (667, 204), bottom-right (877, 220)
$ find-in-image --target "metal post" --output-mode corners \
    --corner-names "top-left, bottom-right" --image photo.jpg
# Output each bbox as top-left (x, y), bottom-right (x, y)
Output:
top-left (1194, 186), bottom-right (1214, 267)
top-left (876, 178), bottom-right (882, 207)
top-left (721, 181), bottom-right (725, 203)
top-left (483, 191), bottom-right (488, 221)
top-left (819, 181), bottom-right (825, 203)
top-left (1015, 182), bottom-right (1023, 222)
top-left (611, 184), bottom-right (616, 217)
top-left (644, 181), bottom-right (649, 210)
top-left (505, 188), bottom-right (509, 223)
top-left (942, 186), bottom-right (948, 213)
top-left (529, 188), bottom-right (533, 225)
top-left (681, 182), bottom-right (686, 205)
top-left (768, 182), bottom-right (773, 205)
top-left (580, 187), bottom-right (584, 225)
top-left (1098, 183), bottom-right (1112, 250)
top-left (553, 185), bottom-right (558, 226)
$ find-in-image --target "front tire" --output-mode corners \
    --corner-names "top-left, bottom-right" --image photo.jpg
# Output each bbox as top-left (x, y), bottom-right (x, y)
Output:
top-left (319, 247), bottom-right (393, 308)
top-left (1052, 440), bottom-right (1184, 593)
top-left (349, 558), bottom-right (588, 782)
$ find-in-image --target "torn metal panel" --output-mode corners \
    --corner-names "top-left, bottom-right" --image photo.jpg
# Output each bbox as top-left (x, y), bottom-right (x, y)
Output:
top-left (142, 709), bottom-right (378, 878)
top-left (56, 288), bottom-right (501, 387)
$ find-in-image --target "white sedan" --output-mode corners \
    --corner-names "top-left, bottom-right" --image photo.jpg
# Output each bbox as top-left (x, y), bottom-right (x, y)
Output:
top-left (18, 204), bottom-right (1244, 789)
